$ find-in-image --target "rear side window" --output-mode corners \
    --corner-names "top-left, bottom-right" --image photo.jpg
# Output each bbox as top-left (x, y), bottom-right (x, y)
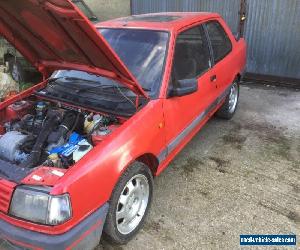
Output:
top-left (172, 25), bottom-right (211, 81)
top-left (206, 21), bottom-right (232, 63)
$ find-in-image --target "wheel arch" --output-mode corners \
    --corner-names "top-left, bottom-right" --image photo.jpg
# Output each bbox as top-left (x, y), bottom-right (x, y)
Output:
top-left (229, 72), bottom-right (242, 87)
top-left (104, 152), bottom-right (159, 201)
top-left (236, 73), bottom-right (242, 82)
top-left (136, 153), bottom-right (159, 177)
top-left (117, 152), bottom-right (159, 180)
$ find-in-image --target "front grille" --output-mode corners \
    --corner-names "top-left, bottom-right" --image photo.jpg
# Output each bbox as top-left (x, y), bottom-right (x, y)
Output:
top-left (0, 179), bottom-right (16, 213)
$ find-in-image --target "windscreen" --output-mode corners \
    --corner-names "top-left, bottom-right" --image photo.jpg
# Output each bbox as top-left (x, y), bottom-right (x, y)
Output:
top-left (99, 28), bottom-right (169, 96)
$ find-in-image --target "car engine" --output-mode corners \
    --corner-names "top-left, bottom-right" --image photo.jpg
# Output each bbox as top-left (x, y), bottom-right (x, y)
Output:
top-left (0, 100), bottom-right (119, 170)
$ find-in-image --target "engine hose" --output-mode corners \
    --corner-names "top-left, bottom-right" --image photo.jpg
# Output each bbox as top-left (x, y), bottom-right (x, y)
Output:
top-left (65, 111), bottom-right (80, 138)
top-left (61, 111), bottom-right (77, 131)
top-left (58, 111), bottom-right (82, 140)
top-left (20, 110), bottom-right (62, 168)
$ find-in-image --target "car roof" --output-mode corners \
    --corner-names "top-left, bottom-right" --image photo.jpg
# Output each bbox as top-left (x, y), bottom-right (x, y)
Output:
top-left (96, 12), bottom-right (220, 32)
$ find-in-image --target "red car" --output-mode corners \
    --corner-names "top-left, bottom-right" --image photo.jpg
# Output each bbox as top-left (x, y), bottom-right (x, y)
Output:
top-left (0, 1), bottom-right (246, 249)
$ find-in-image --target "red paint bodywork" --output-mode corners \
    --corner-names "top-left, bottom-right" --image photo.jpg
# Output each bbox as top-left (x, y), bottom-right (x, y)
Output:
top-left (0, 0), bottom-right (147, 97)
top-left (0, 9), bottom-right (246, 239)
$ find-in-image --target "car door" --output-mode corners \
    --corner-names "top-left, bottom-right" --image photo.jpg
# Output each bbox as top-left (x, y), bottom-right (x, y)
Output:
top-left (161, 24), bottom-right (217, 160)
top-left (204, 20), bottom-right (234, 93)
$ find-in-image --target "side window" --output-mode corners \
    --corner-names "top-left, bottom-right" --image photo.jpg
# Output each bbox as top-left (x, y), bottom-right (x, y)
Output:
top-left (205, 21), bottom-right (232, 63)
top-left (171, 25), bottom-right (211, 81)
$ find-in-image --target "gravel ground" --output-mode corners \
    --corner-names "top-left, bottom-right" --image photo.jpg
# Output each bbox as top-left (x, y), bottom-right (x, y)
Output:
top-left (1, 85), bottom-right (299, 250)
top-left (98, 85), bottom-right (300, 250)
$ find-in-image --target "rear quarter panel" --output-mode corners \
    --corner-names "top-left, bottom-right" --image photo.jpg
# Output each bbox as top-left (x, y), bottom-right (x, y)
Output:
top-left (218, 17), bottom-right (247, 79)
top-left (207, 17), bottom-right (246, 97)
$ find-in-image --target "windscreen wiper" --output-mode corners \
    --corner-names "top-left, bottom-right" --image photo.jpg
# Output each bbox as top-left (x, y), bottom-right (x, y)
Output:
top-left (48, 77), bottom-right (151, 92)
top-left (74, 84), bottom-right (138, 108)
top-left (48, 76), bottom-right (97, 84)
top-left (73, 84), bottom-right (131, 93)
top-left (47, 77), bottom-right (149, 110)
top-left (72, 84), bottom-right (151, 94)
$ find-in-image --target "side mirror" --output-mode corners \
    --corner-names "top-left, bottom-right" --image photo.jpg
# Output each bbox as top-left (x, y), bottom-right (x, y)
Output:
top-left (168, 78), bottom-right (198, 97)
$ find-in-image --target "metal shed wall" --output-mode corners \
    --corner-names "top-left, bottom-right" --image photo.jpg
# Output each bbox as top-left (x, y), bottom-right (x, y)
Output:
top-left (131, 0), bottom-right (300, 79)
top-left (131, 0), bottom-right (240, 33)
top-left (244, 0), bottom-right (300, 78)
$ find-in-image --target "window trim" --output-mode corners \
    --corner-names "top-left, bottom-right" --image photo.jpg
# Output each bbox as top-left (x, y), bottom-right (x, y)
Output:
top-left (99, 28), bottom-right (170, 99)
top-left (204, 20), bottom-right (233, 65)
top-left (170, 24), bottom-right (213, 82)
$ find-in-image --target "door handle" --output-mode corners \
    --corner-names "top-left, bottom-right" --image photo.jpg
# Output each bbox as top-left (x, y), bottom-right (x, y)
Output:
top-left (210, 75), bottom-right (217, 82)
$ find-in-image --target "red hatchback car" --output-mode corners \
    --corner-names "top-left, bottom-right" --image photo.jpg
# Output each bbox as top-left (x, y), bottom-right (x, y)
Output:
top-left (0, 1), bottom-right (246, 249)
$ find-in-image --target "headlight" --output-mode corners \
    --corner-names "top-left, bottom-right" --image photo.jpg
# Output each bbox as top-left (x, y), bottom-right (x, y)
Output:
top-left (9, 186), bottom-right (71, 225)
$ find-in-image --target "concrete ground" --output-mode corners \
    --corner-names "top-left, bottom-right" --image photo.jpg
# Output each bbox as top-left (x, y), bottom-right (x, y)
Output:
top-left (1, 85), bottom-right (299, 250)
top-left (98, 85), bottom-right (300, 250)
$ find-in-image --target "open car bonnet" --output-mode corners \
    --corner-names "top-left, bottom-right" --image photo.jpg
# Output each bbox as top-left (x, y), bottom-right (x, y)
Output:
top-left (0, 0), bottom-right (148, 97)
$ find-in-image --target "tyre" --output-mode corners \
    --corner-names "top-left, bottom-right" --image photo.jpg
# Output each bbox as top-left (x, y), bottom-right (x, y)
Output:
top-left (216, 81), bottom-right (239, 120)
top-left (7, 57), bottom-right (25, 83)
top-left (104, 161), bottom-right (153, 244)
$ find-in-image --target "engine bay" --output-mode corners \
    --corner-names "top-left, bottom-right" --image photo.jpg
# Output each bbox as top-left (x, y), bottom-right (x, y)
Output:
top-left (0, 98), bottom-right (120, 174)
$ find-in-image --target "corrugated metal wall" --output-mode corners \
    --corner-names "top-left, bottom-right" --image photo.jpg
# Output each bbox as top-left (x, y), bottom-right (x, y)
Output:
top-left (131, 0), bottom-right (240, 32)
top-left (131, 0), bottom-right (300, 79)
top-left (244, 0), bottom-right (300, 78)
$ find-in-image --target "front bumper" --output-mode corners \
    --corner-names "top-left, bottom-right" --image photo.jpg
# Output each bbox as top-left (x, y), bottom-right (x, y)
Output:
top-left (0, 203), bottom-right (109, 250)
